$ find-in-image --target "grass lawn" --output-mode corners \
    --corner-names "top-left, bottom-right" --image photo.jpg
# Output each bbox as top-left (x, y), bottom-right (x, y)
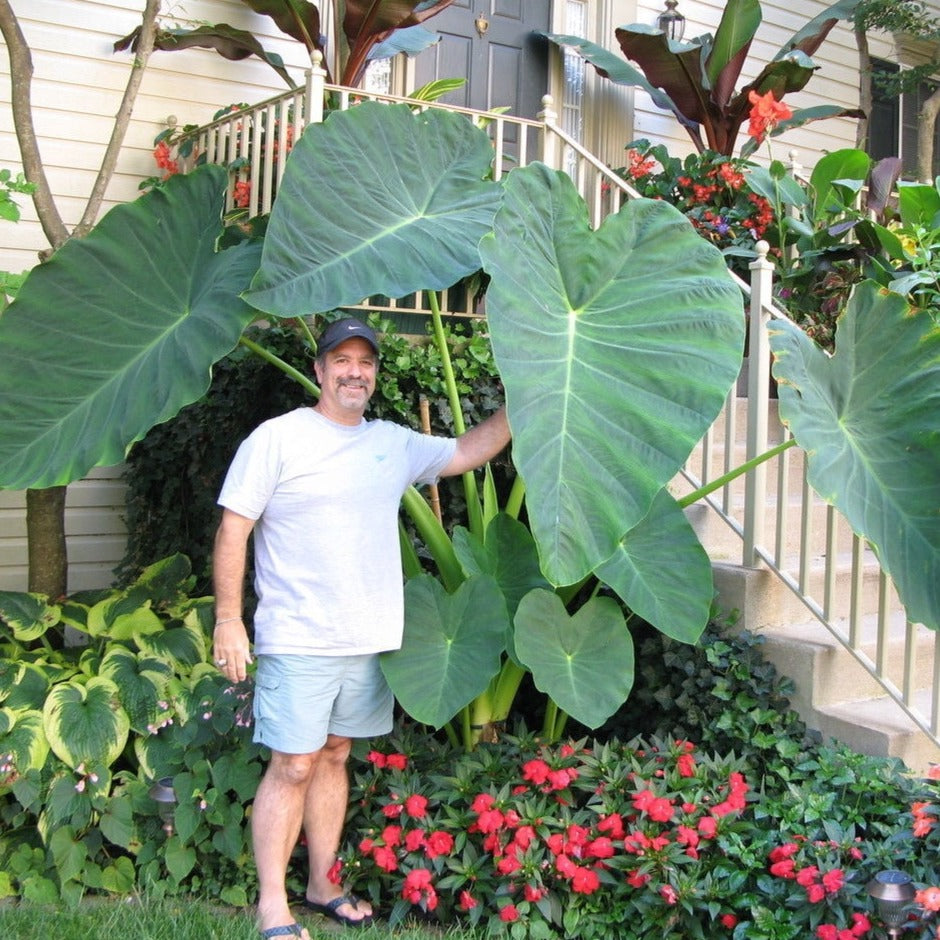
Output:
top-left (0, 898), bottom-right (469, 940)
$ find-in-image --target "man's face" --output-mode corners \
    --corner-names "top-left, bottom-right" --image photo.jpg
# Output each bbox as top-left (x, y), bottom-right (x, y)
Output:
top-left (314, 337), bottom-right (378, 424)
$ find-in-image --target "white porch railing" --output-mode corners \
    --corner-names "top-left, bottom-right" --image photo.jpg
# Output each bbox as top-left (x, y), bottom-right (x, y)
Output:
top-left (174, 65), bottom-right (937, 752)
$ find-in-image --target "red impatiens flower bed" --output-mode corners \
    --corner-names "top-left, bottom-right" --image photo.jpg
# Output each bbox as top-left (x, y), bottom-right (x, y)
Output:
top-left (333, 728), bottom-right (931, 938)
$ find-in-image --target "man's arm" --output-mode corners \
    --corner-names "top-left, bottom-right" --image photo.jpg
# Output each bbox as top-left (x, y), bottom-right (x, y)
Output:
top-left (441, 405), bottom-right (511, 477)
top-left (211, 507), bottom-right (256, 683)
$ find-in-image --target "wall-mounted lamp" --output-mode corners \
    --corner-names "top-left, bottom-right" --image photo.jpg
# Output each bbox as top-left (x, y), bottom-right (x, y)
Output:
top-left (867, 869), bottom-right (916, 938)
top-left (149, 776), bottom-right (178, 837)
top-left (474, 12), bottom-right (490, 37)
top-left (656, 0), bottom-right (686, 42)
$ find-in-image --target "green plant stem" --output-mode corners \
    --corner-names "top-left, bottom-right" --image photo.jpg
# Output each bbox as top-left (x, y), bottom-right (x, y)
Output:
top-left (427, 291), bottom-right (484, 536)
top-left (401, 487), bottom-right (464, 591)
top-left (490, 660), bottom-right (527, 723)
top-left (238, 335), bottom-right (319, 398)
top-left (295, 315), bottom-right (316, 350)
top-left (678, 438), bottom-right (796, 508)
top-left (504, 475), bottom-right (525, 519)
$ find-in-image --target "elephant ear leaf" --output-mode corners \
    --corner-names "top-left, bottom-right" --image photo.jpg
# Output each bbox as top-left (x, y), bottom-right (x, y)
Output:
top-left (514, 590), bottom-right (634, 729)
top-left (769, 282), bottom-right (940, 629)
top-left (245, 101), bottom-right (501, 317)
top-left (42, 677), bottom-right (130, 771)
top-left (481, 163), bottom-right (743, 587)
top-left (0, 165), bottom-right (263, 490)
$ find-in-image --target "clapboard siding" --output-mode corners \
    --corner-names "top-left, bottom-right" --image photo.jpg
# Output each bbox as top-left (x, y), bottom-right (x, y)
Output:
top-left (0, 466), bottom-right (127, 593)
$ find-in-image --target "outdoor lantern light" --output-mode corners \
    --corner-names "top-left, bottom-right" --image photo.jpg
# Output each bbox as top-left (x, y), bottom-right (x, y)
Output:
top-left (867, 869), bottom-right (916, 937)
top-left (148, 776), bottom-right (177, 837)
top-left (656, 0), bottom-right (686, 41)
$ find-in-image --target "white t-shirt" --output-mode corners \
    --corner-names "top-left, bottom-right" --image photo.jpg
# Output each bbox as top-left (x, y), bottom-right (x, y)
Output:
top-left (218, 407), bottom-right (457, 655)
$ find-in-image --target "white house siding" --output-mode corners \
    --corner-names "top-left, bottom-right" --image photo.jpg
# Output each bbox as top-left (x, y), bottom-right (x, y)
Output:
top-left (0, 0), bottom-right (313, 593)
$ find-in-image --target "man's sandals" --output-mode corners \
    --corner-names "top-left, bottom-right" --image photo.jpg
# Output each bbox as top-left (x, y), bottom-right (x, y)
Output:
top-left (260, 927), bottom-right (305, 939)
top-left (302, 894), bottom-right (374, 928)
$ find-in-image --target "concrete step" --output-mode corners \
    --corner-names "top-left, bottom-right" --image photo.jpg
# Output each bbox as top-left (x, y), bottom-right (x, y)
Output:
top-left (711, 565), bottom-right (939, 775)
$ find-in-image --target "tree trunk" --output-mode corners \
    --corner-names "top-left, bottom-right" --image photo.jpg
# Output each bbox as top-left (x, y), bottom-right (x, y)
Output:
top-left (918, 87), bottom-right (940, 183)
top-left (26, 487), bottom-right (67, 597)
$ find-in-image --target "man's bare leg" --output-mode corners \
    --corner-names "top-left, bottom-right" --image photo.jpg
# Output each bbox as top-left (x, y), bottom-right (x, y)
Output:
top-left (303, 734), bottom-right (372, 922)
top-left (253, 750), bottom-right (315, 938)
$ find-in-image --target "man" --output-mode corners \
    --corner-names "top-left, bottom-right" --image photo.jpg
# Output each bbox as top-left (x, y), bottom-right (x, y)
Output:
top-left (211, 317), bottom-right (510, 939)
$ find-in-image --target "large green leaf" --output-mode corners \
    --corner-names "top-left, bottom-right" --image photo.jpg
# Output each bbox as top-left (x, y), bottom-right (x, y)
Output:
top-left (514, 590), bottom-right (634, 729)
top-left (480, 164), bottom-right (743, 586)
top-left (770, 282), bottom-right (940, 629)
top-left (0, 166), bottom-right (262, 489)
top-left (99, 648), bottom-right (171, 735)
top-left (594, 489), bottom-right (713, 642)
top-left (245, 102), bottom-right (502, 318)
top-left (42, 677), bottom-right (130, 770)
top-left (381, 574), bottom-right (509, 728)
top-left (452, 514), bottom-right (552, 619)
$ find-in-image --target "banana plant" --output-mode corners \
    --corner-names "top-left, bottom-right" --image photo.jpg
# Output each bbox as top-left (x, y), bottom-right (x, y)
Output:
top-left (115, 0), bottom-right (452, 88)
top-left (0, 102), bottom-right (937, 750)
top-left (545, 0), bottom-right (864, 156)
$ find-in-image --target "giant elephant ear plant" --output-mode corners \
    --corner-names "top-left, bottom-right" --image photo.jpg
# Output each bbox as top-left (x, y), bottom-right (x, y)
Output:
top-left (0, 101), bottom-right (937, 755)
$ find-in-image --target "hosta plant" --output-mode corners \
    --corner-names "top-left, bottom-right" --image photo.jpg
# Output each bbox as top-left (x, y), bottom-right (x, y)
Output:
top-left (0, 555), bottom-right (264, 905)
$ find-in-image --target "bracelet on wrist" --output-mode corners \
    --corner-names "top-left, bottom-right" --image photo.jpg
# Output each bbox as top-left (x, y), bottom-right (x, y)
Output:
top-left (214, 616), bottom-right (242, 627)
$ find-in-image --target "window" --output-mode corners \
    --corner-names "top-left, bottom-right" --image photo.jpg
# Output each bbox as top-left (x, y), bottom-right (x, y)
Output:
top-left (870, 58), bottom-right (940, 178)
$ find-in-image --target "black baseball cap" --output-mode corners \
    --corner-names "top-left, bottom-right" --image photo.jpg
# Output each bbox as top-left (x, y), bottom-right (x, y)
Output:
top-left (317, 317), bottom-right (379, 356)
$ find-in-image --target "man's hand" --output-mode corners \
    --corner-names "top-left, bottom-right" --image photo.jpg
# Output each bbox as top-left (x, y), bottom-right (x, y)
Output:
top-left (213, 617), bottom-right (253, 683)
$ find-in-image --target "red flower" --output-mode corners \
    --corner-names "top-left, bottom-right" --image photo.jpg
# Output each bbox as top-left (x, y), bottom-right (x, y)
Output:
top-left (381, 825), bottom-right (401, 847)
top-left (570, 865), bottom-right (601, 895)
top-left (598, 813), bottom-right (625, 839)
top-left (233, 179), bottom-right (251, 208)
top-left (586, 836), bottom-right (615, 859)
top-left (522, 759), bottom-right (551, 785)
top-left (499, 904), bottom-right (520, 922)
top-left (676, 752), bottom-right (696, 777)
top-left (769, 842), bottom-right (800, 862)
top-left (524, 884), bottom-right (546, 902)
top-left (627, 869), bottom-right (650, 889)
top-left (424, 830), bottom-right (453, 859)
top-left (720, 913), bottom-right (738, 928)
top-left (746, 89), bottom-right (793, 141)
top-left (822, 868), bottom-right (844, 895)
top-left (382, 803), bottom-right (403, 818)
top-left (769, 858), bottom-right (796, 879)
top-left (817, 926), bottom-right (838, 940)
top-left (386, 752), bottom-right (408, 770)
top-left (402, 868), bottom-right (437, 910)
top-left (660, 884), bottom-right (678, 905)
top-left (916, 885), bottom-right (940, 911)
top-left (806, 883), bottom-right (826, 904)
top-left (796, 865), bottom-right (820, 886)
top-left (327, 859), bottom-right (342, 884)
top-left (404, 794), bottom-right (428, 817)
top-left (850, 912), bottom-right (871, 935)
top-left (458, 890), bottom-right (477, 911)
top-left (697, 816), bottom-right (718, 838)
top-left (372, 846), bottom-right (397, 872)
top-left (367, 750), bottom-right (387, 767)
top-left (404, 829), bottom-right (426, 852)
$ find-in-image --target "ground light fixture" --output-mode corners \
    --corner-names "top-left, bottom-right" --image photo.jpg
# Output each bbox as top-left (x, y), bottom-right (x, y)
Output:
top-left (656, 0), bottom-right (686, 41)
top-left (867, 869), bottom-right (916, 937)
top-left (148, 776), bottom-right (178, 836)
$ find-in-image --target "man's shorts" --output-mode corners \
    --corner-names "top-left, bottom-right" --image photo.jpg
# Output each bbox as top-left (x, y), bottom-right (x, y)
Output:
top-left (252, 653), bottom-right (394, 754)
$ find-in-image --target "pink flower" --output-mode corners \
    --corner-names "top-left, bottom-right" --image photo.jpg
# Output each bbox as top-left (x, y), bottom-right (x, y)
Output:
top-left (524, 884), bottom-right (546, 902)
top-left (806, 883), bottom-right (826, 904)
top-left (381, 825), bottom-right (401, 847)
top-left (598, 813), bottom-right (625, 839)
top-left (817, 926), bottom-right (838, 940)
top-left (660, 884), bottom-right (678, 905)
top-left (372, 846), bottom-right (397, 872)
top-left (404, 829), bottom-right (426, 852)
top-left (499, 904), bottom-right (520, 922)
top-left (676, 752), bottom-right (696, 777)
top-left (522, 759), bottom-right (551, 785)
top-left (627, 870), bottom-right (650, 888)
top-left (367, 750), bottom-right (387, 767)
top-left (797, 865), bottom-right (820, 886)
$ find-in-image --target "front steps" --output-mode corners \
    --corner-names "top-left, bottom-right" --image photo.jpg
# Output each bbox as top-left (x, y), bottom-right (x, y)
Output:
top-left (681, 397), bottom-right (940, 776)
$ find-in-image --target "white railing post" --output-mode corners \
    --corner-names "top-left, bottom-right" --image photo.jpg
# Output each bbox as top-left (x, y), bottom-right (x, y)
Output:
top-left (538, 95), bottom-right (559, 170)
top-left (743, 241), bottom-right (775, 566)
top-left (305, 50), bottom-right (328, 126)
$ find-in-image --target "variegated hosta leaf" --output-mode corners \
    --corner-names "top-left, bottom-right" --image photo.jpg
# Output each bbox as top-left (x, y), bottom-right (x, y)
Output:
top-left (136, 619), bottom-right (206, 668)
top-left (0, 708), bottom-right (49, 777)
top-left (85, 590), bottom-right (164, 641)
top-left (3, 662), bottom-right (51, 710)
top-left (42, 677), bottom-right (130, 770)
top-left (99, 648), bottom-right (172, 735)
top-left (0, 592), bottom-right (61, 643)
